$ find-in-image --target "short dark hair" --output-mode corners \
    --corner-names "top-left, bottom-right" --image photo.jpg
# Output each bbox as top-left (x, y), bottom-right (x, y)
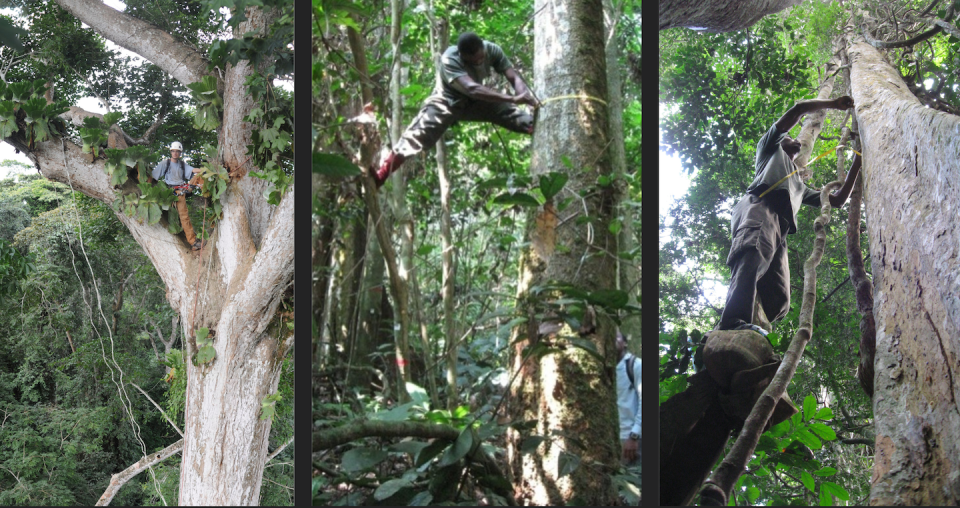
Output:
top-left (457, 32), bottom-right (484, 56)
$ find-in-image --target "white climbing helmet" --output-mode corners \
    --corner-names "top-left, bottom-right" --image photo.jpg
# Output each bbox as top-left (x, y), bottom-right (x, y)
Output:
top-left (169, 141), bottom-right (183, 151)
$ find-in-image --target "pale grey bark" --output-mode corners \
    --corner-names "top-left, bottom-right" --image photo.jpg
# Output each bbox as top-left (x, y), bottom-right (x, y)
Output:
top-left (794, 49), bottom-right (843, 172)
top-left (2, 3), bottom-right (296, 506)
top-left (660, 0), bottom-right (803, 32)
top-left (53, 0), bottom-right (212, 88)
top-left (846, 38), bottom-right (960, 505)
top-left (506, 0), bottom-right (620, 504)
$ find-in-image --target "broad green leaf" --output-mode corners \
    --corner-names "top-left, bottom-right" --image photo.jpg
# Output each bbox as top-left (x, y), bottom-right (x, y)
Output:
top-left (801, 471), bottom-right (815, 492)
top-left (195, 345), bottom-right (216, 364)
top-left (822, 481), bottom-right (849, 501)
top-left (538, 172), bottom-right (568, 201)
top-left (747, 486), bottom-right (760, 502)
top-left (408, 491), bottom-right (433, 506)
top-left (437, 428), bottom-right (473, 467)
top-left (795, 428), bottom-right (822, 450)
top-left (586, 289), bottom-right (629, 309)
top-left (558, 450), bottom-right (580, 478)
top-left (766, 331), bottom-right (781, 348)
top-left (520, 435), bottom-right (545, 454)
top-left (313, 152), bottom-right (361, 177)
top-left (341, 447), bottom-right (388, 473)
top-left (389, 440), bottom-right (428, 457)
top-left (147, 203), bottom-right (161, 224)
top-left (803, 395), bottom-right (817, 422)
top-left (819, 487), bottom-right (832, 506)
top-left (196, 327), bottom-right (210, 343)
top-left (815, 407), bottom-right (834, 420)
top-left (814, 466), bottom-right (837, 477)
top-left (809, 422), bottom-right (837, 441)
top-left (415, 438), bottom-right (449, 468)
top-left (406, 382), bottom-right (429, 408)
top-left (370, 402), bottom-right (413, 422)
top-left (755, 465), bottom-right (771, 477)
top-left (374, 477), bottom-right (413, 501)
top-left (492, 192), bottom-right (541, 207)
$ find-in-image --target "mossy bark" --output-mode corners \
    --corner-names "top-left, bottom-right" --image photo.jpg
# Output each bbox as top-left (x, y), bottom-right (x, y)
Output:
top-left (504, 0), bottom-right (621, 504)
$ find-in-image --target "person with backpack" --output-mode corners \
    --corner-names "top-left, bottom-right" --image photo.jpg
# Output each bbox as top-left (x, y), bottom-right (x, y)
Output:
top-left (616, 329), bottom-right (641, 466)
top-left (151, 141), bottom-right (205, 250)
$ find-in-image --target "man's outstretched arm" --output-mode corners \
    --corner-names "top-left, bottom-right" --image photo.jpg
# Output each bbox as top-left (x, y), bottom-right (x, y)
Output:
top-left (454, 72), bottom-right (539, 107)
top-left (504, 68), bottom-right (539, 107)
top-left (828, 153), bottom-right (862, 208)
top-left (776, 96), bottom-right (854, 132)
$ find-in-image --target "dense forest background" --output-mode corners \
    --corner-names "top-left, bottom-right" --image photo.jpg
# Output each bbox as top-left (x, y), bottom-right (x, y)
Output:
top-left (660, 0), bottom-right (960, 505)
top-left (313, 0), bottom-right (640, 504)
top-left (0, 0), bottom-right (294, 505)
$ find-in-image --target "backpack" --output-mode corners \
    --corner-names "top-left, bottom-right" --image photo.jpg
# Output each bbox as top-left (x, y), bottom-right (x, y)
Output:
top-left (625, 354), bottom-right (637, 391)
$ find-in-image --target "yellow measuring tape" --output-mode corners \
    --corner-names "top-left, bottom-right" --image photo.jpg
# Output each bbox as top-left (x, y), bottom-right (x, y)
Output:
top-left (757, 144), bottom-right (861, 199)
top-left (537, 93), bottom-right (608, 107)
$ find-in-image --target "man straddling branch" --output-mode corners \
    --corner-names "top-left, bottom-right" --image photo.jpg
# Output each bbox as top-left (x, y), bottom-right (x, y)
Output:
top-left (151, 141), bottom-right (205, 251)
top-left (718, 96), bottom-right (862, 335)
top-left (372, 32), bottom-right (540, 187)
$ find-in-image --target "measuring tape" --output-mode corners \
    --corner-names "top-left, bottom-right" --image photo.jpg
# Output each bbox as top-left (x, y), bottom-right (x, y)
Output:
top-left (757, 144), bottom-right (861, 199)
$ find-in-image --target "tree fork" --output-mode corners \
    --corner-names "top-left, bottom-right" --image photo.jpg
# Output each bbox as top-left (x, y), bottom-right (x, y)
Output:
top-left (700, 181), bottom-right (843, 505)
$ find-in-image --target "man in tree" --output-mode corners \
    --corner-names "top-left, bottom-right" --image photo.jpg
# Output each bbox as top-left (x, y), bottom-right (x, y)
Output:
top-left (151, 141), bottom-right (204, 250)
top-left (718, 96), bottom-right (862, 334)
top-left (372, 31), bottom-right (540, 187)
top-left (616, 329), bottom-right (642, 467)
top-left (660, 97), bottom-right (864, 505)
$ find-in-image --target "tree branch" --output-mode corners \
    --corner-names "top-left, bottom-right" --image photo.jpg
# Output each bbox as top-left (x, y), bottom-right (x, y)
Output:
top-left (314, 418), bottom-right (459, 452)
top-left (700, 181), bottom-right (844, 505)
top-left (53, 0), bottom-right (212, 87)
top-left (95, 439), bottom-right (183, 506)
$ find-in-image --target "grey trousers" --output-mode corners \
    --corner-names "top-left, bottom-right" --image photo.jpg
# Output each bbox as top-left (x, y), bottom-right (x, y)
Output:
top-left (393, 96), bottom-right (533, 158)
top-left (719, 194), bottom-right (791, 330)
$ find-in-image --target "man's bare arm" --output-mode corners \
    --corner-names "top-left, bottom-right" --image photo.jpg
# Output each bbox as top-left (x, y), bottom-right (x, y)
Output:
top-left (828, 153), bottom-right (862, 208)
top-left (776, 96), bottom-right (854, 132)
top-left (503, 68), bottom-right (539, 106)
top-left (454, 72), bottom-right (539, 107)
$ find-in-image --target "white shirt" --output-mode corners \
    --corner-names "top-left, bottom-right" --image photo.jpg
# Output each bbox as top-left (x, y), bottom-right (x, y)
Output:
top-left (616, 352), bottom-right (642, 441)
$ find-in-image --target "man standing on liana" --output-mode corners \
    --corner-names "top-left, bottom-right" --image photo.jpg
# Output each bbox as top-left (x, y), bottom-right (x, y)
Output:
top-left (372, 31), bottom-right (540, 187)
top-left (151, 141), bottom-right (205, 251)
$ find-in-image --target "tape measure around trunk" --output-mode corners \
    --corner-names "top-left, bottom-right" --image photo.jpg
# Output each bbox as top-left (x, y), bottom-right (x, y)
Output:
top-left (756, 145), bottom-right (861, 199)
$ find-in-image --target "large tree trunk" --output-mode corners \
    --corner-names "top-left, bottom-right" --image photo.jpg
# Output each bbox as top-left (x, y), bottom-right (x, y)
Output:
top-left (504, 0), bottom-right (621, 504)
top-left (846, 38), bottom-right (960, 505)
top-left (659, 0), bottom-right (803, 32)
top-left (10, 2), bottom-right (296, 505)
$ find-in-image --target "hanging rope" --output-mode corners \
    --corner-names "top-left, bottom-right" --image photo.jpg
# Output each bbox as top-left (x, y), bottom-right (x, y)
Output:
top-left (57, 139), bottom-right (168, 505)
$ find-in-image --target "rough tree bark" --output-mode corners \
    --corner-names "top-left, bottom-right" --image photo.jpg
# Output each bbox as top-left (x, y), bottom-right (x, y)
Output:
top-left (504, 0), bottom-right (621, 504)
top-left (846, 36), bottom-right (960, 505)
top-left (659, 0), bottom-right (804, 32)
top-left (5, 2), bottom-right (296, 505)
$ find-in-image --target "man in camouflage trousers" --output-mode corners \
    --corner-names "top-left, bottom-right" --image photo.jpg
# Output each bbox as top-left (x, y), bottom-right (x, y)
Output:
top-left (373, 32), bottom-right (539, 187)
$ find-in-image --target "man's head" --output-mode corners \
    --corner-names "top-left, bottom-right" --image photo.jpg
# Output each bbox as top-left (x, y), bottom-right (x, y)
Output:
top-left (169, 141), bottom-right (183, 160)
top-left (616, 329), bottom-right (628, 360)
top-left (457, 32), bottom-right (485, 66)
top-left (780, 136), bottom-right (801, 159)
